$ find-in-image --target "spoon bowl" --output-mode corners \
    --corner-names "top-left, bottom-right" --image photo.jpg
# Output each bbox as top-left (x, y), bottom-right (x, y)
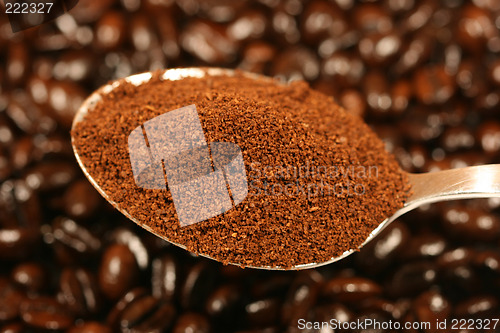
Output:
top-left (72, 67), bottom-right (500, 270)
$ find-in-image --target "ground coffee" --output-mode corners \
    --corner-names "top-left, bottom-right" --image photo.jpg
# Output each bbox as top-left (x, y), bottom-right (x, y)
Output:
top-left (72, 69), bottom-right (410, 268)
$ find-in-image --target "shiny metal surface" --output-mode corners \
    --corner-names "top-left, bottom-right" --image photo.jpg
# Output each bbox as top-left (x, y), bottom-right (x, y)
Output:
top-left (72, 68), bottom-right (500, 270)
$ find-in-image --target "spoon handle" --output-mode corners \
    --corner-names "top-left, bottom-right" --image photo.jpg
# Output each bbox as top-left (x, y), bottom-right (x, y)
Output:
top-left (406, 164), bottom-right (500, 211)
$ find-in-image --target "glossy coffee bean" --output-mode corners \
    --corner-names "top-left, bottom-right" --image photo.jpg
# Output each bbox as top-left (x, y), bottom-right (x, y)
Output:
top-left (50, 217), bottom-right (101, 263)
top-left (120, 295), bottom-right (176, 332)
top-left (412, 290), bottom-right (451, 324)
top-left (0, 323), bottom-right (26, 333)
top-left (6, 92), bottom-right (56, 135)
top-left (58, 268), bottom-right (100, 317)
top-left (0, 278), bottom-right (24, 322)
top-left (172, 313), bottom-right (211, 333)
top-left (151, 253), bottom-right (179, 302)
top-left (53, 51), bottom-right (96, 83)
top-left (321, 52), bottom-right (364, 87)
top-left (11, 137), bottom-right (34, 171)
top-left (323, 276), bottom-right (382, 302)
top-left (399, 233), bottom-right (448, 260)
top-left (94, 11), bottom-right (127, 51)
top-left (238, 42), bottom-right (276, 74)
top-left (227, 10), bottom-right (268, 43)
top-left (476, 122), bottom-right (500, 156)
top-left (130, 14), bottom-right (159, 52)
top-left (282, 270), bottom-right (323, 324)
top-left (473, 250), bottom-right (500, 275)
top-left (47, 81), bottom-right (87, 128)
top-left (23, 161), bottom-right (77, 192)
top-left (107, 287), bottom-right (148, 329)
top-left (363, 70), bottom-right (392, 114)
top-left (68, 322), bottom-right (112, 333)
top-left (205, 284), bottom-right (242, 320)
top-left (111, 228), bottom-right (149, 270)
top-left (0, 228), bottom-right (40, 260)
top-left (441, 126), bottom-right (475, 152)
top-left (0, 117), bottom-right (16, 148)
top-left (437, 247), bottom-right (475, 269)
top-left (32, 134), bottom-right (73, 161)
top-left (245, 298), bottom-right (281, 327)
top-left (251, 274), bottom-right (292, 299)
top-left (456, 5), bottom-right (497, 52)
top-left (272, 47), bottom-right (320, 81)
top-left (441, 205), bottom-right (500, 241)
top-left (455, 296), bottom-right (498, 319)
top-left (20, 296), bottom-right (74, 330)
top-left (358, 32), bottom-right (402, 66)
top-left (386, 261), bottom-right (438, 297)
top-left (11, 263), bottom-right (46, 294)
top-left (353, 4), bottom-right (392, 33)
top-left (180, 261), bottom-right (217, 310)
top-left (456, 60), bottom-right (488, 98)
top-left (413, 65), bottom-right (455, 105)
top-left (63, 180), bottom-right (102, 220)
top-left (99, 244), bottom-right (139, 301)
top-left (394, 32), bottom-right (434, 74)
top-left (6, 43), bottom-right (30, 87)
top-left (339, 89), bottom-right (366, 118)
top-left (301, 0), bottom-right (348, 44)
top-left (271, 3), bottom-right (301, 44)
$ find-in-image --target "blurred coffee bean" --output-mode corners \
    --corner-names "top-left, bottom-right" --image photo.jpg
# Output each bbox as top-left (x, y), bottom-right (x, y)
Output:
top-left (390, 80), bottom-right (412, 114)
top-left (11, 263), bottom-right (46, 295)
top-left (251, 274), bottom-right (292, 299)
top-left (363, 70), bottom-right (392, 115)
top-left (181, 20), bottom-right (237, 65)
top-left (473, 250), bottom-right (500, 275)
top-left (441, 126), bottom-right (475, 152)
top-left (6, 92), bottom-right (56, 135)
top-left (32, 134), bottom-right (74, 161)
top-left (454, 296), bottom-right (498, 319)
top-left (238, 42), bottom-right (276, 74)
top-left (339, 89), bottom-right (366, 118)
top-left (412, 290), bottom-right (451, 325)
top-left (456, 60), bottom-right (488, 98)
top-left (271, 47), bottom-right (319, 82)
top-left (99, 244), bottom-right (139, 301)
top-left (312, 302), bottom-right (354, 324)
top-left (399, 233), bottom-right (448, 261)
top-left (437, 247), bottom-right (475, 269)
top-left (0, 147), bottom-right (11, 181)
top-left (355, 220), bottom-right (409, 274)
top-left (94, 11), bottom-right (127, 51)
top-left (323, 276), bottom-right (382, 302)
top-left (490, 59), bottom-right (500, 87)
top-left (321, 52), bottom-right (364, 87)
top-left (353, 4), bottom-right (392, 33)
top-left (0, 322), bottom-right (26, 333)
top-left (301, 1), bottom-right (348, 44)
top-left (63, 180), bottom-right (102, 220)
top-left (359, 298), bottom-right (411, 321)
top-left (151, 254), bottom-right (179, 302)
top-left (68, 322), bottom-right (112, 333)
top-left (154, 13), bottom-right (180, 61)
top-left (441, 205), bottom-right (500, 242)
top-left (53, 51), bottom-right (96, 83)
top-left (456, 4), bottom-right (498, 53)
top-left (0, 228), bottom-right (40, 260)
top-left (227, 10), bottom-right (268, 43)
top-left (130, 14), bottom-right (159, 52)
top-left (271, 3), bottom-right (301, 44)
top-left (111, 228), bottom-right (149, 270)
top-left (245, 298), bottom-right (281, 327)
top-left (400, 0), bottom-right (437, 32)
top-left (11, 137), bottom-right (34, 171)
top-left (58, 268), bottom-right (101, 317)
top-left (476, 121), bottom-right (500, 156)
top-left (413, 64), bottom-right (455, 105)
top-left (282, 270), bottom-right (323, 324)
top-left (47, 81), bottom-right (87, 128)
top-left (119, 295), bottom-right (176, 332)
top-left (0, 278), bottom-right (24, 321)
top-left (205, 284), bottom-right (242, 321)
top-left (358, 32), bottom-right (402, 66)
top-left (6, 43), bottom-right (30, 87)
top-left (0, 117), bottom-right (16, 148)
top-left (20, 296), bottom-right (74, 330)
top-left (386, 261), bottom-right (438, 297)
top-left (394, 32), bottom-right (433, 74)
top-left (180, 261), bottom-right (217, 310)
top-left (172, 313), bottom-right (211, 333)
top-left (107, 287), bottom-right (148, 329)
top-left (23, 161), bottom-right (77, 192)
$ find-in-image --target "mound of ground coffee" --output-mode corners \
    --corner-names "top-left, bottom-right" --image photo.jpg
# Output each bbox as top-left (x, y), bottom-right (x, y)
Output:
top-left (72, 69), bottom-right (410, 268)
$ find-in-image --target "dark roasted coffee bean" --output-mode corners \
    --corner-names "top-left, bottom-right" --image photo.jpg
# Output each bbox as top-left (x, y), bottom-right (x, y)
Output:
top-left (412, 290), bottom-right (451, 324)
top-left (46, 81), bottom-right (87, 128)
top-left (107, 287), bottom-right (148, 329)
top-left (0, 147), bottom-right (11, 181)
top-left (321, 52), bottom-right (364, 87)
top-left (50, 217), bottom-right (101, 264)
top-left (251, 274), bottom-right (292, 299)
top-left (399, 0), bottom-right (437, 32)
top-left (282, 270), bottom-right (323, 324)
top-left (99, 244), bottom-right (139, 301)
top-left (442, 265), bottom-right (480, 294)
top-left (0, 278), bottom-right (24, 321)
top-left (181, 20), bottom-right (237, 65)
top-left (20, 296), bottom-right (74, 330)
top-left (441, 205), bottom-right (500, 241)
top-left (6, 92), bottom-right (56, 135)
top-left (339, 89), bottom-right (366, 118)
top-left (437, 247), bottom-right (475, 269)
top-left (490, 59), bottom-right (500, 87)
top-left (151, 253), bottom-right (179, 302)
top-left (111, 228), bottom-right (149, 270)
top-left (476, 121), bottom-right (500, 156)
top-left (6, 43), bottom-right (30, 87)
top-left (456, 60), bottom-right (488, 98)
top-left (353, 4), bottom-right (392, 33)
top-left (32, 134), bottom-right (73, 161)
top-left (391, 79), bottom-right (412, 114)
top-left (356, 220), bottom-right (409, 274)
top-left (245, 298), bottom-right (281, 327)
top-left (301, 0), bottom-right (348, 44)
top-left (413, 64), bottom-right (455, 105)
top-left (363, 70), bottom-right (392, 114)
top-left (53, 51), bottom-right (96, 83)
top-left (63, 180), bottom-right (102, 220)
top-left (94, 11), bottom-right (127, 51)
top-left (271, 3), bottom-right (301, 44)
top-left (359, 298), bottom-right (411, 321)
top-left (227, 10), bottom-right (268, 43)
top-left (205, 284), bottom-right (242, 320)
top-left (456, 4), bottom-right (497, 53)
top-left (271, 47), bottom-right (320, 81)
top-left (312, 302), bottom-right (354, 324)
top-left (120, 295), bottom-right (176, 333)
top-left (238, 42), bottom-right (276, 74)
top-left (473, 250), bottom-right (500, 275)
top-left (455, 296), bottom-right (498, 319)
top-left (386, 261), bottom-right (438, 297)
top-left (0, 228), bottom-right (40, 260)
top-left (58, 268), bottom-right (100, 317)
top-left (172, 313), bottom-right (211, 333)
top-left (399, 233), bottom-right (448, 260)
top-left (0, 117), bottom-right (16, 148)
top-left (358, 31), bottom-right (402, 66)
top-left (394, 32), bottom-right (434, 74)
top-left (323, 276), bottom-right (382, 302)
top-left (68, 322), bottom-right (112, 333)
top-left (180, 261), bottom-right (217, 310)
top-left (11, 137), bottom-right (34, 171)
top-left (23, 161), bottom-right (77, 192)
top-left (0, 322), bottom-right (27, 333)
top-left (11, 263), bottom-right (46, 294)
top-left (441, 126), bottom-right (475, 152)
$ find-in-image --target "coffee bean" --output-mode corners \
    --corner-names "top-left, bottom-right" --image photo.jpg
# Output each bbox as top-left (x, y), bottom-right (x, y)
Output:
top-left (46, 81), bottom-right (87, 128)
top-left (172, 313), bottom-right (211, 333)
top-left (476, 121), bottom-right (500, 156)
top-left (99, 244), bottom-right (139, 301)
top-left (20, 296), bottom-right (74, 330)
top-left (68, 322), bottom-right (112, 333)
top-left (358, 31), bottom-right (402, 66)
top-left (441, 126), bottom-right (475, 152)
top-left (251, 274), bottom-right (292, 299)
top-left (473, 250), bottom-right (500, 275)
top-left (399, 233), bottom-right (448, 260)
top-left (245, 298), bottom-right (281, 327)
top-left (23, 161), bottom-right (77, 192)
top-left (119, 295), bottom-right (176, 332)
top-left (0, 278), bottom-right (24, 322)
top-left (323, 276), bottom-right (382, 302)
top-left (6, 43), bottom-right (30, 87)
top-left (339, 89), bottom-right (366, 118)
top-left (413, 64), bottom-right (455, 105)
top-left (321, 52), bottom-right (364, 87)
top-left (271, 47), bottom-right (320, 81)
top-left (301, 0), bottom-right (348, 44)
top-left (386, 261), bottom-right (438, 297)
top-left (180, 261), bottom-right (217, 310)
top-left (151, 253), bottom-right (179, 302)
top-left (281, 270), bottom-right (323, 324)
top-left (238, 42), bottom-right (276, 74)
top-left (441, 204), bottom-right (500, 242)
top-left (412, 290), bottom-right (451, 325)
top-left (456, 60), bottom-right (488, 98)
top-left (6, 92), bottom-right (56, 135)
top-left (353, 4), bottom-right (392, 33)
top-left (227, 10), bottom-right (268, 43)
top-left (456, 4), bottom-right (497, 53)
top-left (63, 180), bottom-right (103, 220)
top-left (11, 263), bottom-right (46, 294)
top-left (390, 79), bottom-right (412, 114)
top-left (53, 51), bottom-right (96, 83)
top-left (205, 284), bottom-right (242, 320)
top-left (58, 267), bottom-right (101, 317)
top-left (94, 11), bottom-right (127, 51)
top-left (111, 228), bottom-right (149, 270)
top-left (437, 247), bottom-right (475, 269)
top-left (107, 287), bottom-right (148, 329)
top-left (11, 137), bottom-right (34, 171)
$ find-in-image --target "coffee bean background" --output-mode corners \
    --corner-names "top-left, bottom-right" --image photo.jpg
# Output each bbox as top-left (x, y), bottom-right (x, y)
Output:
top-left (1, 0), bottom-right (500, 332)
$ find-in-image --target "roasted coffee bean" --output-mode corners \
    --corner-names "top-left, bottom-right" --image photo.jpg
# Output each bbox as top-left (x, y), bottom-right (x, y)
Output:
top-left (271, 3), bottom-right (301, 44)
top-left (399, 233), bottom-right (448, 260)
top-left (11, 263), bottom-right (46, 294)
top-left (180, 261), bottom-right (217, 310)
top-left (49, 217), bottom-right (101, 263)
top-left (251, 274), bottom-right (293, 299)
top-left (271, 47), bottom-right (320, 81)
top-left (245, 298), bottom-right (281, 327)
top-left (413, 64), bottom-right (455, 105)
top-left (323, 276), bottom-right (382, 302)
top-left (0, 117), bottom-right (16, 148)
top-left (0, 147), bottom-right (11, 181)
top-left (338, 89), bottom-right (366, 118)
top-left (227, 10), bottom-right (268, 43)
top-left (456, 4), bottom-right (497, 53)
top-left (204, 284), bottom-right (242, 323)
top-left (356, 220), bottom-right (410, 274)
top-left (282, 270), bottom-right (323, 324)
top-left (32, 134), bottom-right (73, 161)
top-left (107, 287), bottom-right (148, 329)
top-left (94, 11), bottom-right (127, 51)
top-left (442, 265), bottom-right (480, 295)
top-left (0, 278), bottom-right (24, 322)
top-left (172, 313), bottom-right (211, 333)
top-left (119, 295), bottom-right (176, 332)
top-left (473, 250), bottom-right (500, 275)
top-left (111, 228), bottom-right (149, 270)
top-left (301, 0), bottom-right (348, 44)
top-left (6, 92), bottom-right (56, 135)
top-left (363, 70), bottom-right (392, 114)
top-left (6, 43), bottom-right (30, 87)
top-left (11, 137), bottom-right (34, 171)
top-left (0, 322), bottom-right (27, 333)
top-left (441, 205), bottom-right (500, 242)
top-left (46, 81), bottom-right (87, 128)
top-left (68, 322), bottom-right (112, 333)
top-left (238, 42), bottom-right (276, 74)
top-left (63, 180), bottom-right (102, 220)
top-left (353, 4), bottom-right (392, 33)
top-left (151, 253), bottom-right (179, 302)
top-left (441, 126), bottom-right (475, 152)
top-left (19, 296), bottom-right (74, 330)
top-left (490, 59), bottom-right (500, 87)
top-left (321, 52), bottom-right (364, 87)
top-left (129, 14), bottom-right (159, 52)
top-left (393, 31), bottom-right (434, 74)
top-left (455, 296), bottom-right (499, 319)
top-left (99, 244), bottom-right (139, 301)
top-left (181, 20), bottom-right (237, 65)
top-left (53, 51), bottom-right (96, 83)
top-left (456, 60), bottom-right (488, 98)
top-left (386, 261), bottom-right (438, 297)
top-left (437, 247), bottom-right (475, 269)
top-left (412, 290), bottom-right (451, 324)
top-left (58, 268), bottom-right (100, 317)
top-left (390, 79), bottom-right (412, 114)
top-left (358, 31), bottom-right (402, 66)
top-left (476, 121), bottom-right (500, 156)
top-left (23, 161), bottom-right (77, 192)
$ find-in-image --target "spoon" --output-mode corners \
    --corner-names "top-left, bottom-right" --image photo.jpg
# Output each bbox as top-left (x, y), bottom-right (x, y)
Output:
top-left (71, 67), bottom-right (500, 271)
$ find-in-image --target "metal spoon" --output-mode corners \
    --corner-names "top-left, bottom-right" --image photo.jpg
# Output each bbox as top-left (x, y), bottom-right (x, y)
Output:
top-left (71, 67), bottom-right (500, 270)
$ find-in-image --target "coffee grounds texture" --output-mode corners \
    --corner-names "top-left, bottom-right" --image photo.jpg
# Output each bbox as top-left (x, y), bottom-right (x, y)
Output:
top-left (72, 69), bottom-right (411, 269)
